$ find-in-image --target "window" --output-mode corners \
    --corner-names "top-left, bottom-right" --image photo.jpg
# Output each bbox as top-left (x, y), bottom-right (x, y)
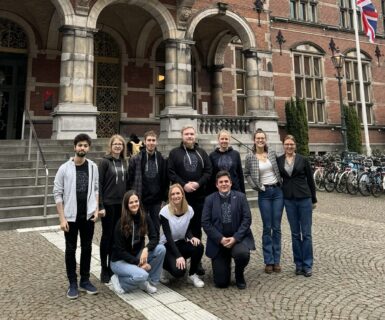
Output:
top-left (235, 47), bottom-right (246, 115)
top-left (344, 52), bottom-right (373, 124)
top-left (340, 0), bottom-right (362, 30)
top-left (293, 47), bottom-right (325, 123)
top-left (154, 42), bottom-right (166, 116)
top-left (290, 0), bottom-right (318, 23)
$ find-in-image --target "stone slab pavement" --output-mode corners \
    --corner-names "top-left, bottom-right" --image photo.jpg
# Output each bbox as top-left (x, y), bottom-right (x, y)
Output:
top-left (1, 192), bottom-right (385, 320)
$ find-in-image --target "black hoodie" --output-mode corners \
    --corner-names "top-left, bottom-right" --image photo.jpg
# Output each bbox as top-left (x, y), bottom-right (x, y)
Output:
top-left (98, 154), bottom-right (128, 209)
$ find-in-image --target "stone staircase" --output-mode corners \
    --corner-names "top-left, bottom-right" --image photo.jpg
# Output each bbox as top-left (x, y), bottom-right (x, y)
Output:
top-left (0, 138), bottom-right (257, 230)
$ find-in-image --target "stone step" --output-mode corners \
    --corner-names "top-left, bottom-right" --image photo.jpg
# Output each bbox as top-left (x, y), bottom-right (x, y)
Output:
top-left (0, 204), bottom-right (57, 220)
top-left (0, 214), bottom-right (59, 231)
top-left (0, 194), bottom-right (55, 207)
top-left (0, 145), bottom-right (106, 154)
top-left (0, 176), bottom-right (55, 187)
top-left (0, 151), bottom-right (105, 162)
top-left (0, 185), bottom-right (54, 197)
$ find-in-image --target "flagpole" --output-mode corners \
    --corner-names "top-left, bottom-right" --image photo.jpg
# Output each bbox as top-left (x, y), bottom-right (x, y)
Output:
top-left (352, 0), bottom-right (371, 156)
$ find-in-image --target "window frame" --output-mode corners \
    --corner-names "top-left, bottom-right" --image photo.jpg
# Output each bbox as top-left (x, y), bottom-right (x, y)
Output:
top-left (290, 0), bottom-right (318, 23)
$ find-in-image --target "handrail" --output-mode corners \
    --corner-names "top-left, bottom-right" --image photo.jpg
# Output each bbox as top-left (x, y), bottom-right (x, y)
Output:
top-left (231, 135), bottom-right (254, 153)
top-left (24, 109), bottom-right (49, 217)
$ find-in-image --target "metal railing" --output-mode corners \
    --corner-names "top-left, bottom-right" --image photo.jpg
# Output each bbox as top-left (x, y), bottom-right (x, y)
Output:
top-left (25, 109), bottom-right (49, 217)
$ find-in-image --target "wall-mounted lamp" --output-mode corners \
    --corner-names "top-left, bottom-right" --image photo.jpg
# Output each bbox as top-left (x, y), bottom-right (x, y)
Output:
top-left (375, 45), bottom-right (383, 66)
top-left (276, 30), bottom-right (286, 55)
top-left (329, 38), bottom-right (337, 56)
top-left (253, 0), bottom-right (265, 27)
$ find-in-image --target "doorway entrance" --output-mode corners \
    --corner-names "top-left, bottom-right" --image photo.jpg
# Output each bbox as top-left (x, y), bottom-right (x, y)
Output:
top-left (0, 53), bottom-right (27, 139)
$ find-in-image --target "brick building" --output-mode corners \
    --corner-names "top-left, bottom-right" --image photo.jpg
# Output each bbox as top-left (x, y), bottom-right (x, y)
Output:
top-left (0, 0), bottom-right (384, 152)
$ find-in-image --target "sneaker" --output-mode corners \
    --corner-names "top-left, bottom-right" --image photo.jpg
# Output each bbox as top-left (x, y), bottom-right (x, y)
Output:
top-left (100, 267), bottom-right (111, 283)
top-left (139, 281), bottom-right (157, 294)
top-left (187, 274), bottom-right (205, 288)
top-left (67, 283), bottom-right (79, 299)
top-left (235, 272), bottom-right (246, 290)
top-left (304, 269), bottom-right (313, 277)
top-left (110, 275), bottom-right (125, 294)
top-left (79, 280), bottom-right (98, 295)
top-left (160, 270), bottom-right (171, 284)
top-left (295, 269), bottom-right (304, 276)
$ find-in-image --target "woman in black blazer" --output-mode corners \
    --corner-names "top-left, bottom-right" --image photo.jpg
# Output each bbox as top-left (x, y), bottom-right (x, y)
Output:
top-left (277, 135), bottom-right (317, 277)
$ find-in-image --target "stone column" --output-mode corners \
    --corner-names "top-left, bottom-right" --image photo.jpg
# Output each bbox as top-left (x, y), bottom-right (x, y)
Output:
top-left (160, 39), bottom-right (197, 139)
top-left (51, 26), bottom-right (98, 139)
top-left (244, 49), bottom-right (281, 150)
top-left (211, 64), bottom-right (224, 115)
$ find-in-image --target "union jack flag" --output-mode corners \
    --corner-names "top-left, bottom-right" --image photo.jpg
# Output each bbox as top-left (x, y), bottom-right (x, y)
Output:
top-left (356, 0), bottom-right (378, 43)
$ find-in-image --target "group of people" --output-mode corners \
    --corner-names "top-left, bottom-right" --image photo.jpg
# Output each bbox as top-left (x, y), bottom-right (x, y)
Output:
top-left (53, 126), bottom-right (316, 300)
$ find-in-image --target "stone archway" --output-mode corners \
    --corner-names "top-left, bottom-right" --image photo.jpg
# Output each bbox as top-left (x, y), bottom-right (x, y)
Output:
top-left (88, 0), bottom-right (177, 40)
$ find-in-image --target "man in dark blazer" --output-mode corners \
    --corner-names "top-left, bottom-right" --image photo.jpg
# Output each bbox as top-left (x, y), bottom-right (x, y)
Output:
top-left (202, 170), bottom-right (255, 289)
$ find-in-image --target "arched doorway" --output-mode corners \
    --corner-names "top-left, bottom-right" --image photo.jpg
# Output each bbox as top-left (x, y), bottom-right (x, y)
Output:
top-left (0, 18), bottom-right (28, 139)
top-left (94, 31), bottom-right (121, 137)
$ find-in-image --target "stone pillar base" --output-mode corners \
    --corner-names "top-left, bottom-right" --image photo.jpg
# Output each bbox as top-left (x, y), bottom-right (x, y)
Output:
top-left (51, 103), bottom-right (99, 140)
top-left (249, 113), bottom-right (282, 153)
top-left (159, 107), bottom-right (198, 140)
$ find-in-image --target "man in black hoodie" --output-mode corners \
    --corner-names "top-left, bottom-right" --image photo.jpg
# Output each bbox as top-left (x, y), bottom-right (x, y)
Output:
top-left (128, 130), bottom-right (168, 235)
top-left (168, 125), bottom-right (212, 275)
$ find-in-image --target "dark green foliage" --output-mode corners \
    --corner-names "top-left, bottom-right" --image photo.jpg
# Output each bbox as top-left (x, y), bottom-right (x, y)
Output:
top-left (344, 105), bottom-right (362, 153)
top-left (285, 98), bottom-right (309, 156)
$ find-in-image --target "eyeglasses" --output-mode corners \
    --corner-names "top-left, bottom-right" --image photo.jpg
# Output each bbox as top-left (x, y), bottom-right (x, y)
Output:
top-left (112, 143), bottom-right (123, 146)
top-left (284, 144), bottom-right (295, 146)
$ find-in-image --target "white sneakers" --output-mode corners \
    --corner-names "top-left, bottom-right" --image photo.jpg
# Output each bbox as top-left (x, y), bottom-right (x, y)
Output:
top-left (139, 281), bottom-right (157, 294)
top-left (187, 274), bottom-right (205, 288)
top-left (110, 275), bottom-right (125, 294)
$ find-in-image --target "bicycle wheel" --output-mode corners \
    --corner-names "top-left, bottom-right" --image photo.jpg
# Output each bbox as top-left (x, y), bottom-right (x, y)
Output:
top-left (324, 170), bottom-right (335, 192)
top-left (371, 174), bottom-right (383, 197)
top-left (336, 171), bottom-right (348, 193)
top-left (358, 172), bottom-right (370, 196)
top-left (314, 169), bottom-right (325, 191)
top-left (346, 171), bottom-right (358, 195)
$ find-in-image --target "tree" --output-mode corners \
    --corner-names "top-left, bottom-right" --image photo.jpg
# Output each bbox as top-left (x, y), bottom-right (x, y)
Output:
top-left (344, 105), bottom-right (362, 153)
top-left (285, 98), bottom-right (309, 156)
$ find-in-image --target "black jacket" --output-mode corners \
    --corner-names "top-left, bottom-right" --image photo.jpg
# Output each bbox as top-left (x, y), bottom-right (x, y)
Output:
top-left (111, 214), bottom-right (158, 265)
top-left (209, 147), bottom-right (245, 194)
top-left (98, 155), bottom-right (128, 209)
top-left (168, 142), bottom-right (212, 201)
top-left (277, 154), bottom-right (317, 204)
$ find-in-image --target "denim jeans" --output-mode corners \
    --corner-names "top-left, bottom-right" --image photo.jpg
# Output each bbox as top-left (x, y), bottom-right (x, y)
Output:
top-left (111, 244), bottom-right (166, 292)
top-left (284, 198), bottom-right (313, 271)
top-left (258, 186), bottom-right (284, 265)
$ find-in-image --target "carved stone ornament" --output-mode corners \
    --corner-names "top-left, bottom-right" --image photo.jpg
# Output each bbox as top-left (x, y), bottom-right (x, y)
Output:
top-left (75, 0), bottom-right (90, 16)
top-left (177, 7), bottom-right (192, 30)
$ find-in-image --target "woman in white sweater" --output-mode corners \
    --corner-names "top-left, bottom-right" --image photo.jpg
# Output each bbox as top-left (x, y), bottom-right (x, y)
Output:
top-left (159, 183), bottom-right (204, 287)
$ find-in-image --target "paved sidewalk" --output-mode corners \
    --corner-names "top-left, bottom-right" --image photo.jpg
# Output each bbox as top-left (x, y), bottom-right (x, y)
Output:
top-left (1, 192), bottom-right (385, 319)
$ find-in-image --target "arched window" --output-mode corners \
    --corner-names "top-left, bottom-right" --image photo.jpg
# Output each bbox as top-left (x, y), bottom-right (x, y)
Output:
top-left (0, 18), bottom-right (27, 50)
top-left (292, 43), bottom-right (325, 123)
top-left (344, 50), bottom-right (373, 124)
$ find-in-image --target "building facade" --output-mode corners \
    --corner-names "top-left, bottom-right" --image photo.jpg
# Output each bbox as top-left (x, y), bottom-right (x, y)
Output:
top-left (0, 0), bottom-right (384, 152)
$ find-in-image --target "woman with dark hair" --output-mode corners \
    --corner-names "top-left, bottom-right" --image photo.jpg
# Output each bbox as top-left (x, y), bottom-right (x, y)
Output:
top-left (110, 190), bottom-right (166, 294)
top-left (244, 129), bottom-right (284, 274)
top-left (159, 183), bottom-right (204, 287)
top-left (209, 129), bottom-right (245, 194)
top-left (98, 134), bottom-right (128, 283)
top-left (277, 135), bottom-right (317, 277)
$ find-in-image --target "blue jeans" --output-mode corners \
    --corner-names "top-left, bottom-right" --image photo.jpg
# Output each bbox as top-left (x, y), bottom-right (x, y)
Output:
top-left (111, 244), bottom-right (166, 292)
top-left (258, 186), bottom-right (284, 265)
top-left (284, 198), bottom-right (313, 271)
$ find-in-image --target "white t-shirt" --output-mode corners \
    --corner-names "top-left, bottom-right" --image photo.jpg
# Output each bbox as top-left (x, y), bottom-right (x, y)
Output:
top-left (159, 205), bottom-right (194, 244)
top-left (259, 159), bottom-right (278, 185)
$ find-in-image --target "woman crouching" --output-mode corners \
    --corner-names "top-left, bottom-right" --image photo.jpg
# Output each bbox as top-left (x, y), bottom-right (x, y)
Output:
top-left (159, 183), bottom-right (204, 287)
top-left (110, 190), bottom-right (166, 294)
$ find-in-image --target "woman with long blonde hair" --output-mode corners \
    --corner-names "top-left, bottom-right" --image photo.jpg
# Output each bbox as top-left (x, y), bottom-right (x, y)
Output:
top-left (159, 183), bottom-right (204, 287)
top-left (98, 134), bottom-right (128, 283)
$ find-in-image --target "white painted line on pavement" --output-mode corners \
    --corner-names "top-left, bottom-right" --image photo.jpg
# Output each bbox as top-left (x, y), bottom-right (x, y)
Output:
top-left (32, 229), bottom-right (219, 320)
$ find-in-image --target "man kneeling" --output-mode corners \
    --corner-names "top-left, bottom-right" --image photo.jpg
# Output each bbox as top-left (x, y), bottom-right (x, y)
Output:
top-left (202, 171), bottom-right (255, 289)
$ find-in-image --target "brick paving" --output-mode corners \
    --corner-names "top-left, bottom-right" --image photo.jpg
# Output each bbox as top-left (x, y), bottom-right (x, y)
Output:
top-left (1, 192), bottom-right (385, 319)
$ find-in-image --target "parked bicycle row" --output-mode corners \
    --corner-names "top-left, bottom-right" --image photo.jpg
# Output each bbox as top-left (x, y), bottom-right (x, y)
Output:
top-left (309, 153), bottom-right (385, 197)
